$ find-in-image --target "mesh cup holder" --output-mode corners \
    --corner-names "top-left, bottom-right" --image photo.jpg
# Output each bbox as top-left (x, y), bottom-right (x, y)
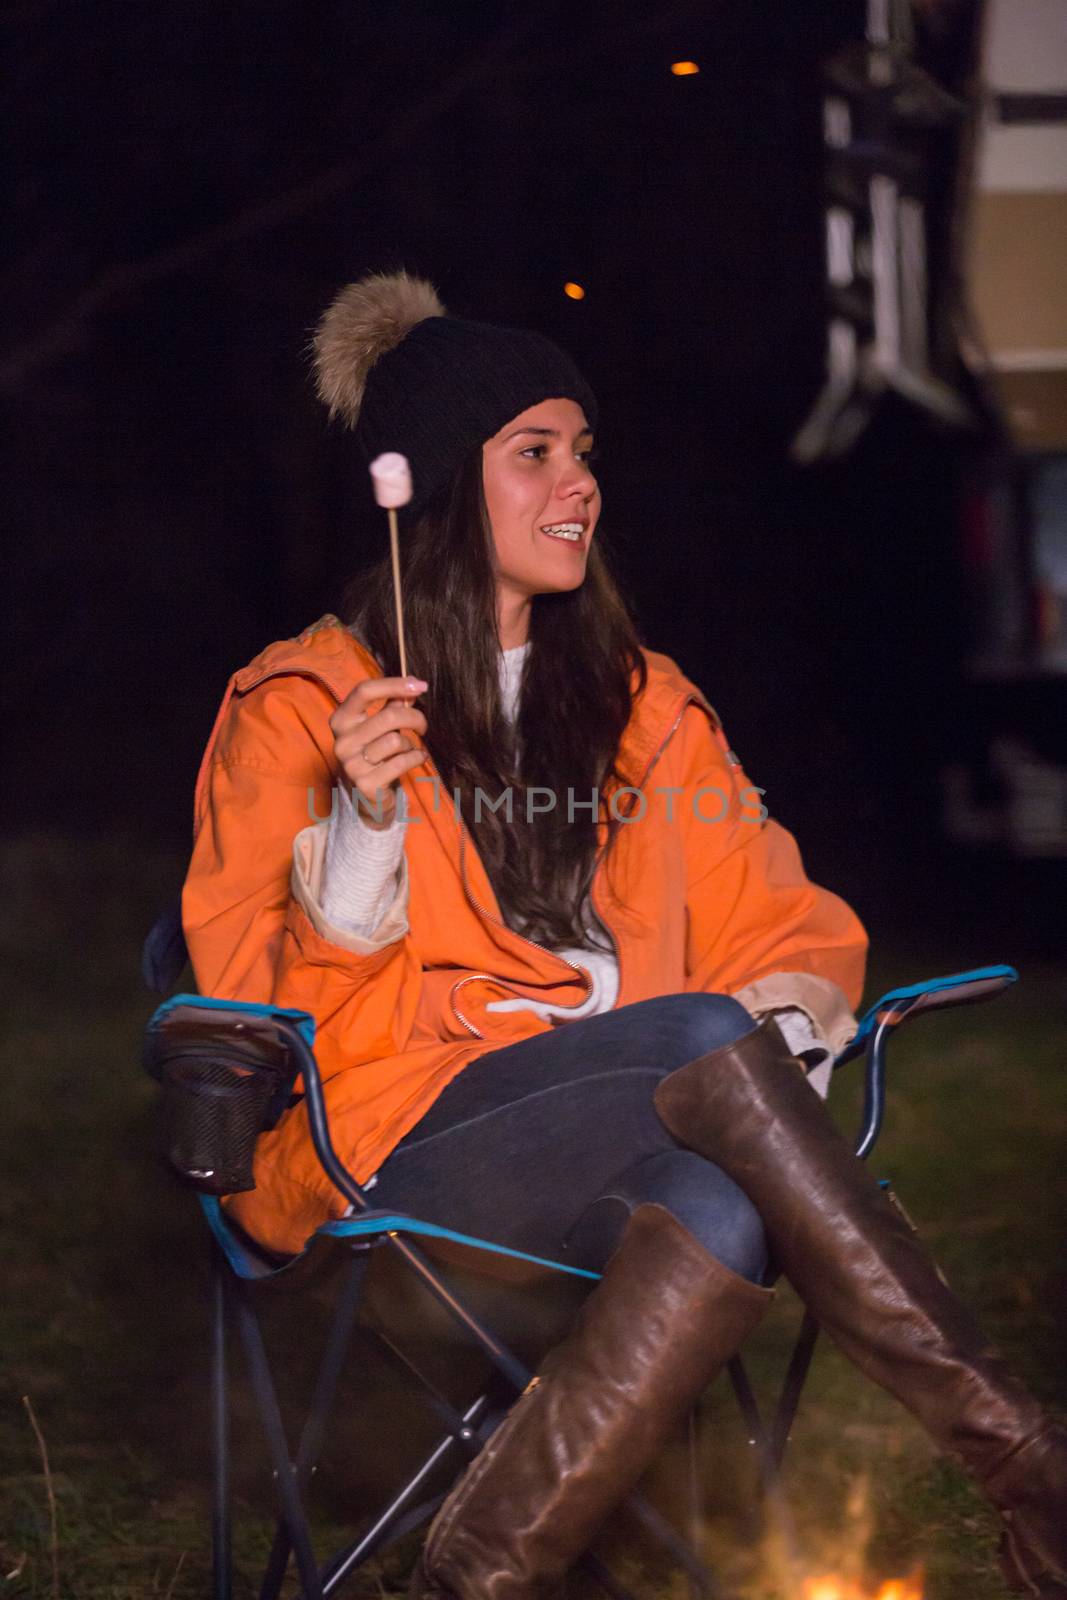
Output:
top-left (159, 1052), bottom-right (277, 1195)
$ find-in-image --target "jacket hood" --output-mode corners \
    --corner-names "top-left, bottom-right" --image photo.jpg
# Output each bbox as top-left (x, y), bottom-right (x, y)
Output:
top-left (231, 615), bottom-right (721, 764)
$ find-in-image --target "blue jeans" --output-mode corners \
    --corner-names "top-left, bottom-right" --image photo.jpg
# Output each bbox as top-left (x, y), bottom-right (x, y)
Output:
top-left (372, 993), bottom-right (768, 1283)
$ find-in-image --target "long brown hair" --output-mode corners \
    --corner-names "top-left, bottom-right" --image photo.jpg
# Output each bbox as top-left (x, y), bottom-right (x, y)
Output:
top-left (345, 448), bottom-right (646, 949)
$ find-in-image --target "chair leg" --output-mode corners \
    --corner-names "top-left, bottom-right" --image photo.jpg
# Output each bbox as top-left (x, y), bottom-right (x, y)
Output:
top-left (770, 1309), bottom-right (821, 1466)
top-left (728, 1355), bottom-right (801, 1573)
top-left (211, 1247), bottom-right (233, 1600)
top-left (233, 1284), bottom-right (324, 1600)
top-left (259, 1254), bottom-right (369, 1600)
top-left (321, 1392), bottom-right (492, 1593)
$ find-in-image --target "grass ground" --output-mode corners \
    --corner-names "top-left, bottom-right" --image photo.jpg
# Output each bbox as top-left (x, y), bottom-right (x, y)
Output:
top-left (1, 832), bottom-right (1064, 1598)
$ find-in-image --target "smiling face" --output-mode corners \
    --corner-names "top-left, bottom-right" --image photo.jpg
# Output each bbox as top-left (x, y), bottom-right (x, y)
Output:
top-left (481, 397), bottom-right (600, 648)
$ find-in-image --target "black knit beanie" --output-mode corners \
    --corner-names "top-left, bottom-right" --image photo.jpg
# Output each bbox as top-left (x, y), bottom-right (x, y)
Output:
top-left (312, 271), bottom-right (597, 516)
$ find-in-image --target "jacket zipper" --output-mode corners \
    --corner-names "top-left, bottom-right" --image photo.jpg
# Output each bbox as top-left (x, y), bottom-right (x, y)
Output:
top-left (588, 690), bottom-right (694, 1010)
top-left (448, 970), bottom-right (502, 1038)
top-left (451, 691), bottom-right (698, 1034)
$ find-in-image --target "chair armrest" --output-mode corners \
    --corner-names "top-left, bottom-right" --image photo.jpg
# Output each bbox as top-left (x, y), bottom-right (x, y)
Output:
top-left (834, 964), bottom-right (1018, 1069)
top-left (830, 965), bottom-right (1018, 1161)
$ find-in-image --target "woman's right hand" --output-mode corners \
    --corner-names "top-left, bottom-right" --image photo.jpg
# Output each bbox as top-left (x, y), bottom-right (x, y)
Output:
top-left (329, 675), bottom-right (429, 829)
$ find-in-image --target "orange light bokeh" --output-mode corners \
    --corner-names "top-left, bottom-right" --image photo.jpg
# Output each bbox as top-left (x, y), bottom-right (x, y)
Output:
top-left (563, 282), bottom-right (585, 300)
top-left (801, 1576), bottom-right (923, 1600)
top-left (670, 60), bottom-right (700, 75)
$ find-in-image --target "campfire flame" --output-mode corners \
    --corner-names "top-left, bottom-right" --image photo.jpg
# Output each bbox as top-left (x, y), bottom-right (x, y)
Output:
top-left (800, 1573), bottom-right (923, 1599)
top-left (753, 1472), bottom-right (924, 1600)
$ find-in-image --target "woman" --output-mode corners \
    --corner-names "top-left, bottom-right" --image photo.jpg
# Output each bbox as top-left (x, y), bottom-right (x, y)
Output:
top-left (183, 273), bottom-right (1065, 1599)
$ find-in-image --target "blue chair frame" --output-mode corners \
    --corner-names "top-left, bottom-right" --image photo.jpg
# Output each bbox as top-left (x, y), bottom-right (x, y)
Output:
top-left (143, 957), bottom-right (1017, 1600)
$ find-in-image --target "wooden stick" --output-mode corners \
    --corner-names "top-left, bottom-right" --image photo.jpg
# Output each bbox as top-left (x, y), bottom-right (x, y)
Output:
top-left (387, 506), bottom-right (408, 679)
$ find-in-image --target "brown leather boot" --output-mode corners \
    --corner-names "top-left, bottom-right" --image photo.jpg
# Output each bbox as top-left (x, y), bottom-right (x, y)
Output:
top-left (409, 1202), bottom-right (772, 1599)
top-left (654, 1018), bottom-right (1067, 1597)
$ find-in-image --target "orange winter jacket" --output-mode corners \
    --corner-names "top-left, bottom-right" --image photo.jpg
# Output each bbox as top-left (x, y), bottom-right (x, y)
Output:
top-left (183, 617), bottom-right (868, 1254)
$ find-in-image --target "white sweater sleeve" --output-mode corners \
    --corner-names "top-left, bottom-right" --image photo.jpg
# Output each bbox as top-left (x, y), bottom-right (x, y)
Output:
top-left (771, 1007), bottom-right (835, 1099)
top-left (319, 785), bottom-right (408, 938)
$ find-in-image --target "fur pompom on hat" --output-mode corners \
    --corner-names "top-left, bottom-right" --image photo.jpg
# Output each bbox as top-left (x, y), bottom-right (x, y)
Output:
top-left (313, 271), bottom-right (445, 427)
top-left (312, 270), bottom-right (597, 515)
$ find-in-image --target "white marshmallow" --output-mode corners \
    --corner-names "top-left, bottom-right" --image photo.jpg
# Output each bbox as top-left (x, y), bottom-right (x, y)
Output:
top-left (369, 452), bottom-right (413, 508)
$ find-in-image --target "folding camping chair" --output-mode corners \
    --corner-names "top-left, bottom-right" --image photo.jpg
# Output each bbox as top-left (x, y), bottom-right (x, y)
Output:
top-left (141, 909), bottom-right (1017, 1600)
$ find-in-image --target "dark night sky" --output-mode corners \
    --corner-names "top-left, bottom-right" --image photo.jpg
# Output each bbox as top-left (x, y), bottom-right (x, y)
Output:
top-left (6, 0), bottom-right (1030, 931)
